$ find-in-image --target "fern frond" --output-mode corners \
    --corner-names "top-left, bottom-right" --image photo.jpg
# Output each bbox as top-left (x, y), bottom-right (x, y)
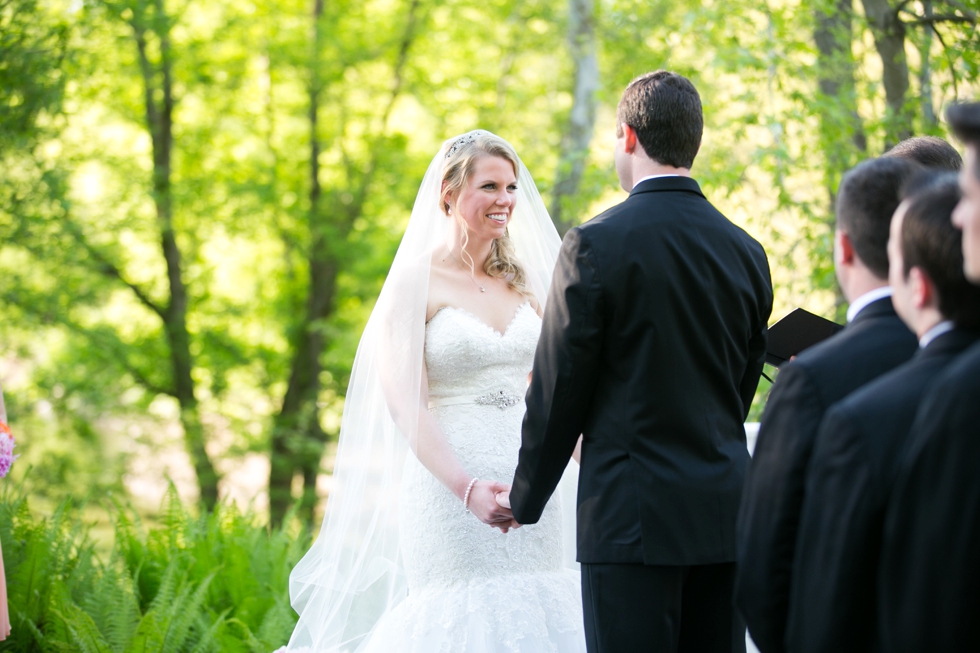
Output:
top-left (223, 617), bottom-right (266, 653)
top-left (80, 558), bottom-right (140, 652)
top-left (160, 570), bottom-right (217, 653)
top-left (125, 605), bottom-right (166, 653)
top-left (187, 608), bottom-right (230, 653)
top-left (253, 594), bottom-right (297, 653)
top-left (54, 603), bottom-right (114, 653)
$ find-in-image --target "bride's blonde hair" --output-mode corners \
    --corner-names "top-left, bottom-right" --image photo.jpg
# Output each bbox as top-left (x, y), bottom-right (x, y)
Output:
top-left (441, 131), bottom-right (531, 296)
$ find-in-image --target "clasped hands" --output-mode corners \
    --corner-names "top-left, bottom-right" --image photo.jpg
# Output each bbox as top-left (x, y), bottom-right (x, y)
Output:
top-left (467, 480), bottom-right (521, 533)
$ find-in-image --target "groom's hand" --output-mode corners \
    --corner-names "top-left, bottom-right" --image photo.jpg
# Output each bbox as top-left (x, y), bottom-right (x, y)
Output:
top-left (469, 480), bottom-right (517, 530)
top-left (492, 490), bottom-right (522, 533)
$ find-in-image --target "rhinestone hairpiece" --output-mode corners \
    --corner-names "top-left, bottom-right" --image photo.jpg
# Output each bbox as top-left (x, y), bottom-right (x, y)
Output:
top-left (445, 130), bottom-right (488, 159)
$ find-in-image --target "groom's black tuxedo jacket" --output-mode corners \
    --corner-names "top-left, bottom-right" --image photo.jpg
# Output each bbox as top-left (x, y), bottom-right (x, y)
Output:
top-left (877, 341), bottom-right (980, 653)
top-left (785, 328), bottom-right (979, 653)
top-left (510, 176), bottom-right (773, 566)
top-left (734, 297), bottom-right (917, 653)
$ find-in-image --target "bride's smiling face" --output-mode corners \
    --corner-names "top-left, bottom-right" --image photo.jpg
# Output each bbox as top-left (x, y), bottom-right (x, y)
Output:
top-left (450, 155), bottom-right (518, 242)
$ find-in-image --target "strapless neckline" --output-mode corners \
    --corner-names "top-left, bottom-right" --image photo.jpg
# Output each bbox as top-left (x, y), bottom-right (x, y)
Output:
top-left (429, 301), bottom-right (534, 339)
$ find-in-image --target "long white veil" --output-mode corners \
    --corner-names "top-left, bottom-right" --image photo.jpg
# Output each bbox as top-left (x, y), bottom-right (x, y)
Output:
top-left (283, 131), bottom-right (577, 652)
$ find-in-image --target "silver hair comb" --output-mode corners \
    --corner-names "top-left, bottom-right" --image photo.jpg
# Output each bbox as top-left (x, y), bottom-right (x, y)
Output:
top-left (445, 130), bottom-right (489, 159)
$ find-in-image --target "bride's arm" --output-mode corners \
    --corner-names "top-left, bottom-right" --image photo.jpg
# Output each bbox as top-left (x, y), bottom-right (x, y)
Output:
top-left (388, 359), bottom-right (518, 530)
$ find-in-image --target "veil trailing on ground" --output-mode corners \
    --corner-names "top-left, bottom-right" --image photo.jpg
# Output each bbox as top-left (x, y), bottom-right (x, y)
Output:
top-left (283, 131), bottom-right (577, 652)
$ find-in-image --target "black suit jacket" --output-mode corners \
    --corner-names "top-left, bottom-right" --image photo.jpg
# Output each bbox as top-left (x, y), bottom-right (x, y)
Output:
top-left (510, 176), bottom-right (773, 565)
top-left (784, 329), bottom-right (979, 653)
top-left (734, 297), bottom-right (917, 653)
top-left (878, 341), bottom-right (980, 653)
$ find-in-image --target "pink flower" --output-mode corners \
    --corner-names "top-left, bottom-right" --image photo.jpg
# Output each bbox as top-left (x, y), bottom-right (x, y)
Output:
top-left (0, 422), bottom-right (18, 478)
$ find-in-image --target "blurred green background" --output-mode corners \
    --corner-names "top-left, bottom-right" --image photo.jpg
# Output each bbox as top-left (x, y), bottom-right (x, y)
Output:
top-left (2, 0), bottom-right (979, 530)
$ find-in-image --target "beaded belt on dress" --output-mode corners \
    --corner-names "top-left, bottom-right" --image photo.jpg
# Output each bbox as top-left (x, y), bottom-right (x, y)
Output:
top-left (428, 390), bottom-right (523, 410)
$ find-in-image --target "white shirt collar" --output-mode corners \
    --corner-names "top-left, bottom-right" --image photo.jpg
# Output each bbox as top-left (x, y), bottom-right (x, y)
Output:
top-left (919, 320), bottom-right (955, 349)
top-left (632, 174), bottom-right (681, 190)
top-left (846, 286), bottom-right (894, 323)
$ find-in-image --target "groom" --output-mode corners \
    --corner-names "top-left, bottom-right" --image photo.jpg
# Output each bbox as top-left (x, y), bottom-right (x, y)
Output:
top-left (508, 71), bottom-right (773, 652)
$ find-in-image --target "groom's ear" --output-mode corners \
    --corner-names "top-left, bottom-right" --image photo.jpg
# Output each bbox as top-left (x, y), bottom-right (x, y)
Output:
top-left (621, 123), bottom-right (639, 155)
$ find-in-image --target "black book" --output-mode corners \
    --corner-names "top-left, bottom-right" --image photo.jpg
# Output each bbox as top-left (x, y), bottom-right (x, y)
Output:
top-left (766, 308), bottom-right (845, 368)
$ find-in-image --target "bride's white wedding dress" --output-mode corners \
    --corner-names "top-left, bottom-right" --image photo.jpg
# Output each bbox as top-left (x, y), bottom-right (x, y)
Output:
top-left (359, 301), bottom-right (585, 653)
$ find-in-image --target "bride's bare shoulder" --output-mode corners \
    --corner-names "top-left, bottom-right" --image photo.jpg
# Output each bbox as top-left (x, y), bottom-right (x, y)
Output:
top-left (527, 294), bottom-right (543, 317)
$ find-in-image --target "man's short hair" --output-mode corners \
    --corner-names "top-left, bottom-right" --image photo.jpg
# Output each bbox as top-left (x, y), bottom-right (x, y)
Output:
top-left (947, 102), bottom-right (980, 182)
top-left (883, 136), bottom-right (962, 171)
top-left (617, 71), bottom-right (702, 169)
top-left (837, 157), bottom-right (924, 279)
top-left (900, 174), bottom-right (980, 329)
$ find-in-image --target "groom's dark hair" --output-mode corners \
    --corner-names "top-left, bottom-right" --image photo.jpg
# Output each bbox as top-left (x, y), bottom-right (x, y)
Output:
top-left (836, 157), bottom-right (923, 279)
top-left (617, 70), bottom-right (702, 169)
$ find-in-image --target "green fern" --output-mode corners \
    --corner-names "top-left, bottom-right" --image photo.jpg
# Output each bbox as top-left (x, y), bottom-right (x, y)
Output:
top-left (125, 604), bottom-right (166, 653)
top-left (54, 603), bottom-right (113, 653)
top-left (78, 558), bottom-right (141, 652)
top-left (160, 569), bottom-right (215, 653)
top-left (187, 609), bottom-right (230, 653)
top-left (0, 484), bottom-right (309, 652)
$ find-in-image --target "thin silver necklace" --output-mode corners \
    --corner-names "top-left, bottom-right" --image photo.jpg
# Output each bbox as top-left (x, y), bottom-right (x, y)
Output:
top-left (448, 247), bottom-right (486, 293)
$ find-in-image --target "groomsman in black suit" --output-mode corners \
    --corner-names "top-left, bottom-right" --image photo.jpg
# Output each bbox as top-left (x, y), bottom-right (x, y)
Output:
top-left (785, 173), bottom-right (980, 653)
top-left (510, 71), bottom-right (773, 653)
top-left (735, 157), bottom-right (921, 653)
top-left (878, 101), bottom-right (980, 653)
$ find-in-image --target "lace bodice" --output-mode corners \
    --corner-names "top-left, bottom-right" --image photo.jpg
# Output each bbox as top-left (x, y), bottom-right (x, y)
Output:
top-left (425, 301), bottom-right (540, 400)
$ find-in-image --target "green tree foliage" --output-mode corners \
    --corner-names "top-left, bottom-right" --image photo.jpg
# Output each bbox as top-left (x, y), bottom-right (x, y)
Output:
top-left (1, 0), bottom-right (979, 521)
top-left (0, 483), bottom-right (308, 651)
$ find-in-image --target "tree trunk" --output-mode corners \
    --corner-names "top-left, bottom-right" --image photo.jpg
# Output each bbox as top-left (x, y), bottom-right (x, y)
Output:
top-left (550, 0), bottom-right (598, 236)
top-left (815, 0), bottom-right (867, 168)
top-left (860, 0), bottom-right (913, 146)
top-left (917, 0), bottom-right (937, 130)
top-left (814, 0), bottom-right (867, 313)
top-left (132, 0), bottom-right (219, 509)
top-left (269, 0), bottom-right (329, 526)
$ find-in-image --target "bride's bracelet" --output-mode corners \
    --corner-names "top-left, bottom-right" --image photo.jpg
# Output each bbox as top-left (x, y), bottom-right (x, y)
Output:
top-left (463, 478), bottom-right (479, 512)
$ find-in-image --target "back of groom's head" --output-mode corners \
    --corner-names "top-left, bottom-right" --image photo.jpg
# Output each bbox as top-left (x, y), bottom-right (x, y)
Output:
top-left (617, 71), bottom-right (702, 169)
top-left (837, 157), bottom-right (924, 279)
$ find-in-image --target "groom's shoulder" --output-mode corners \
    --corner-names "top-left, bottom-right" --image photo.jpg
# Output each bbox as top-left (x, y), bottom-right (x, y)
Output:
top-left (580, 189), bottom-right (767, 262)
top-left (577, 190), bottom-right (679, 233)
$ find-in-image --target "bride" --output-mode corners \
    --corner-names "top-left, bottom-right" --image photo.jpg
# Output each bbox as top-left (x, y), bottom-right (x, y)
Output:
top-left (278, 131), bottom-right (586, 653)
